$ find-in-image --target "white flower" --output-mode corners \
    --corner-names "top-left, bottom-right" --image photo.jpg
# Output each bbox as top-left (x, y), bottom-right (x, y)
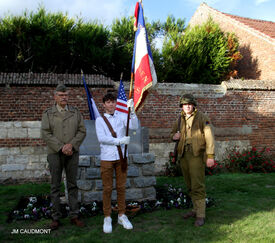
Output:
top-left (155, 201), bottom-right (162, 206)
top-left (27, 203), bottom-right (33, 208)
top-left (24, 214), bottom-right (30, 219)
top-left (93, 202), bottom-right (97, 206)
top-left (29, 197), bottom-right (37, 203)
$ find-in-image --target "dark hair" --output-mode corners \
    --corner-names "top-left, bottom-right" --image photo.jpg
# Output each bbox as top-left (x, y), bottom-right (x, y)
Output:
top-left (103, 92), bottom-right (116, 103)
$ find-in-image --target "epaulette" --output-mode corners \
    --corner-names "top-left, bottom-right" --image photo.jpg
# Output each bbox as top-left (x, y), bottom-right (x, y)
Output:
top-left (43, 107), bottom-right (52, 113)
top-left (68, 105), bottom-right (77, 112)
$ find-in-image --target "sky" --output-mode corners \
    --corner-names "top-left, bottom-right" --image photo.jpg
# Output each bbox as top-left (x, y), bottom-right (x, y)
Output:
top-left (0, 0), bottom-right (274, 27)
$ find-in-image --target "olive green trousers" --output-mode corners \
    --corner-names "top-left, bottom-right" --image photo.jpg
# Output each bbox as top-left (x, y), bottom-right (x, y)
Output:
top-left (180, 151), bottom-right (206, 218)
top-left (48, 151), bottom-right (79, 220)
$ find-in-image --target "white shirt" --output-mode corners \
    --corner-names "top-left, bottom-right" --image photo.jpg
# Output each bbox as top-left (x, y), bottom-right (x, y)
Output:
top-left (95, 111), bottom-right (139, 161)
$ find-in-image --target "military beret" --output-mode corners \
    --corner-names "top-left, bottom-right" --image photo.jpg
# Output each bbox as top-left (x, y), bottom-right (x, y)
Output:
top-left (55, 84), bottom-right (67, 92)
top-left (179, 94), bottom-right (197, 107)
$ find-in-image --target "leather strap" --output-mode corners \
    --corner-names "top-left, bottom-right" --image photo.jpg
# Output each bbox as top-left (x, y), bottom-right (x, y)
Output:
top-left (174, 115), bottom-right (182, 159)
top-left (102, 115), bottom-right (127, 172)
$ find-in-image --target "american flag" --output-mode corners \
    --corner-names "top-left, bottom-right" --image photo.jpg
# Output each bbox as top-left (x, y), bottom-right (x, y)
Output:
top-left (115, 79), bottom-right (128, 114)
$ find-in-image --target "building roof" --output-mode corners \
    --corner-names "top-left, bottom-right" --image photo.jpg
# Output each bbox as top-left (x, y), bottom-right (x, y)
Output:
top-left (221, 79), bottom-right (275, 90)
top-left (223, 13), bottom-right (275, 39)
top-left (0, 73), bottom-right (115, 87)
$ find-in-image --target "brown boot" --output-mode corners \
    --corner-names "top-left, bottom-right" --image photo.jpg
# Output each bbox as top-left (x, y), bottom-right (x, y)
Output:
top-left (50, 220), bottom-right (60, 230)
top-left (70, 217), bottom-right (85, 227)
top-left (183, 211), bottom-right (196, 219)
top-left (194, 217), bottom-right (205, 227)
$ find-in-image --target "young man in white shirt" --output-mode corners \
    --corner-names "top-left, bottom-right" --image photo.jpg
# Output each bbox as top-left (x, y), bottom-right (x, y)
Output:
top-left (95, 92), bottom-right (139, 233)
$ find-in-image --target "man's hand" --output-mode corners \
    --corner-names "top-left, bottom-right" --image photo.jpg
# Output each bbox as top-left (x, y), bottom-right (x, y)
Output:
top-left (173, 132), bottom-right (181, 141)
top-left (206, 158), bottom-right (215, 167)
top-left (62, 144), bottom-right (73, 156)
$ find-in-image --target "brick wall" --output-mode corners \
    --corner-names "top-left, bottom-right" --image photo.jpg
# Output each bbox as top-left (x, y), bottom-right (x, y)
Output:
top-left (0, 79), bottom-right (274, 179)
top-left (189, 3), bottom-right (275, 80)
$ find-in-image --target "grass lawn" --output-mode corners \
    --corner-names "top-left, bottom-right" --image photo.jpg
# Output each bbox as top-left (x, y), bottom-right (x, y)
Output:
top-left (0, 173), bottom-right (274, 243)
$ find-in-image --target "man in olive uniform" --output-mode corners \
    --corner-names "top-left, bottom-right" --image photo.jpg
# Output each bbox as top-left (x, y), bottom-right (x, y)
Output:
top-left (41, 84), bottom-right (86, 230)
top-left (171, 94), bottom-right (215, 227)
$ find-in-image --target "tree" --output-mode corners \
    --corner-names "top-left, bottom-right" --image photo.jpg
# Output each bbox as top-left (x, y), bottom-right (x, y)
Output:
top-left (161, 18), bottom-right (242, 84)
top-left (0, 8), bottom-right (110, 74)
top-left (108, 16), bottom-right (161, 81)
top-left (0, 9), bottom-right (241, 84)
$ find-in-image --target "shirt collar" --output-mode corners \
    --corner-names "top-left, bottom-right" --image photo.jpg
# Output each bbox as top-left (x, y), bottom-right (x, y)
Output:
top-left (181, 108), bottom-right (197, 118)
top-left (104, 112), bottom-right (116, 118)
top-left (56, 104), bottom-right (68, 112)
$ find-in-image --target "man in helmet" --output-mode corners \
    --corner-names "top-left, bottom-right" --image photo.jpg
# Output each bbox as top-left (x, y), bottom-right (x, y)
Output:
top-left (170, 93), bottom-right (215, 227)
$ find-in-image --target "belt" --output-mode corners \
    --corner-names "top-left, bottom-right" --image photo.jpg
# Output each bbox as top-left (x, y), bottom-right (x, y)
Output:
top-left (184, 144), bottom-right (192, 152)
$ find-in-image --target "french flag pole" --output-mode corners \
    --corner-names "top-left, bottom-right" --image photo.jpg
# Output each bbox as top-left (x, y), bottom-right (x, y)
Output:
top-left (124, 0), bottom-right (157, 161)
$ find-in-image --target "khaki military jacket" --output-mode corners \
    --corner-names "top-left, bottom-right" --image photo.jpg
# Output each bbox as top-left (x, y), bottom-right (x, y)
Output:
top-left (41, 105), bottom-right (86, 154)
top-left (170, 110), bottom-right (215, 157)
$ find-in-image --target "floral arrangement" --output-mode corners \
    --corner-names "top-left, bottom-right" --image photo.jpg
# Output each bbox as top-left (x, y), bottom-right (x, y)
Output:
top-left (7, 185), bottom-right (214, 222)
top-left (205, 160), bottom-right (224, 175)
top-left (223, 147), bottom-right (275, 173)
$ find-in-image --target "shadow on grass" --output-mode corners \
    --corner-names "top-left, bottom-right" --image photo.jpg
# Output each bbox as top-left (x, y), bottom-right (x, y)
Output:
top-left (0, 173), bottom-right (274, 243)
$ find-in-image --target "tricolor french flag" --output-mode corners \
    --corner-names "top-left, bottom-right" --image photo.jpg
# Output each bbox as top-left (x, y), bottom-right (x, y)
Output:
top-left (82, 73), bottom-right (101, 120)
top-left (132, 1), bottom-right (157, 111)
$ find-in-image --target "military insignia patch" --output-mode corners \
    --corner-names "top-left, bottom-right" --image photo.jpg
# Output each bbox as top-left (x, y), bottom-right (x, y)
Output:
top-left (206, 121), bottom-right (210, 125)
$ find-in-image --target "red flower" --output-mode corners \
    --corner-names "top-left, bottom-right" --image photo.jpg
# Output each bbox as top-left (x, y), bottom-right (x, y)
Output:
top-left (249, 165), bottom-right (253, 169)
top-left (252, 147), bottom-right (257, 152)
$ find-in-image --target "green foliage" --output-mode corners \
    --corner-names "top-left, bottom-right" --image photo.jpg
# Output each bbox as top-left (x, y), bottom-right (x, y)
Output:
top-left (108, 16), bottom-right (161, 80)
top-left (0, 9), bottom-right (241, 84)
top-left (223, 147), bottom-right (275, 173)
top-left (1, 174), bottom-right (275, 242)
top-left (161, 18), bottom-right (241, 83)
top-left (108, 16), bottom-right (136, 80)
top-left (0, 8), bottom-right (110, 74)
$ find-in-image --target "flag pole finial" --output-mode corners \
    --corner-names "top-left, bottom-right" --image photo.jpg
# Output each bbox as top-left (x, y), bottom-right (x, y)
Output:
top-left (81, 69), bottom-right (84, 76)
top-left (120, 72), bottom-right (123, 80)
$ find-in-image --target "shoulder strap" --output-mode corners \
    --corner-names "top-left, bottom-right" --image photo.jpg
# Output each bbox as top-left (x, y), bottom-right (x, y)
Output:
top-left (173, 114), bottom-right (182, 160)
top-left (102, 116), bottom-right (117, 138)
top-left (177, 114), bottom-right (181, 131)
top-left (102, 116), bottom-right (125, 167)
